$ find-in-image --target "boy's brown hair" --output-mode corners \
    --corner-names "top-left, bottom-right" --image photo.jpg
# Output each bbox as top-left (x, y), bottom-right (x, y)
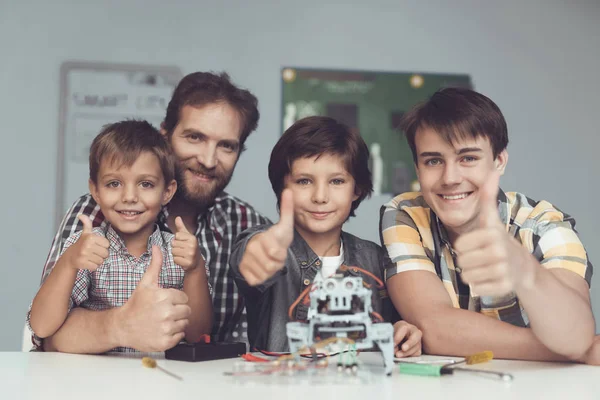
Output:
top-left (268, 116), bottom-right (373, 217)
top-left (400, 87), bottom-right (509, 163)
top-left (89, 120), bottom-right (175, 184)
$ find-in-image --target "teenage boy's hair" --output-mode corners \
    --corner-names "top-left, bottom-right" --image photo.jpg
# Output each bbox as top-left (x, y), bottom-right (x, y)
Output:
top-left (163, 72), bottom-right (259, 151)
top-left (268, 116), bottom-right (373, 217)
top-left (400, 87), bottom-right (509, 163)
top-left (89, 120), bottom-right (175, 184)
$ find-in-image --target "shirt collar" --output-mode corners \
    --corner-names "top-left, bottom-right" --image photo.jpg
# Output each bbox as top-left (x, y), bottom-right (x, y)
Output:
top-left (105, 224), bottom-right (165, 255)
top-left (159, 191), bottom-right (227, 233)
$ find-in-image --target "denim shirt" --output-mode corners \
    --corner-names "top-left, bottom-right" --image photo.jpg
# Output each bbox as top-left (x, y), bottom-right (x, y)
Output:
top-left (229, 224), bottom-right (396, 352)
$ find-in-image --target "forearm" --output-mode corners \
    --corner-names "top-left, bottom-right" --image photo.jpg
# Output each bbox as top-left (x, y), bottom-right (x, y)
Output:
top-left (183, 268), bottom-right (213, 342)
top-left (43, 307), bottom-right (122, 354)
top-left (30, 260), bottom-right (78, 338)
top-left (515, 259), bottom-right (595, 359)
top-left (417, 307), bottom-right (570, 362)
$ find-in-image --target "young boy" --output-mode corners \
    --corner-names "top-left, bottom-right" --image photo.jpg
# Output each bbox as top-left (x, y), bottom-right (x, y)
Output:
top-left (28, 120), bottom-right (213, 352)
top-left (380, 87), bottom-right (598, 364)
top-left (229, 116), bottom-right (422, 356)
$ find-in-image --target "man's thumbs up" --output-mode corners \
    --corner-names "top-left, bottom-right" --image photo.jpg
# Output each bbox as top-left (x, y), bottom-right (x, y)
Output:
top-left (172, 217), bottom-right (203, 271)
top-left (239, 189), bottom-right (295, 286)
top-left (140, 245), bottom-right (163, 287)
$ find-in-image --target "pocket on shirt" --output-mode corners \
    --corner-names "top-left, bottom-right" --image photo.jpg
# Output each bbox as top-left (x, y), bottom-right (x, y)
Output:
top-left (160, 265), bottom-right (185, 290)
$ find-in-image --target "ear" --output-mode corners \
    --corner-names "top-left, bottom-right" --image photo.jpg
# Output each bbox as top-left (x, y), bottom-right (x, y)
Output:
top-left (159, 121), bottom-right (168, 138)
top-left (162, 179), bottom-right (177, 205)
top-left (89, 179), bottom-right (99, 203)
top-left (494, 149), bottom-right (509, 176)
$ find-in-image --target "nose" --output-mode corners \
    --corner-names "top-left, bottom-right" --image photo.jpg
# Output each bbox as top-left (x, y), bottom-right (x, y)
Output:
top-left (196, 142), bottom-right (217, 170)
top-left (122, 184), bottom-right (138, 203)
top-left (441, 163), bottom-right (462, 186)
top-left (311, 181), bottom-right (329, 204)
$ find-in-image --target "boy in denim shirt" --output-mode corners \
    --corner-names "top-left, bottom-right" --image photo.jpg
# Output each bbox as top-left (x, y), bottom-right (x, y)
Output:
top-left (230, 116), bottom-right (421, 355)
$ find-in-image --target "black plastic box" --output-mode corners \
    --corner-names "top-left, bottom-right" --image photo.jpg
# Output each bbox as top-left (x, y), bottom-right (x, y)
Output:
top-left (165, 341), bottom-right (247, 362)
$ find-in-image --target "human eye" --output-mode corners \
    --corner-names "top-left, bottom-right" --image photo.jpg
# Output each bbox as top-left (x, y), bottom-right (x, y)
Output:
top-left (186, 133), bottom-right (202, 143)
top-left (105, 181), bottom-right (120, 188)
top-left (219, 141), bottom-right (238, 153)
top-left (331, 178), bottom-right (345, 185)
top-left (461, 155), bottom-right (478, 163)
top-left (140, 181), bottom-right (155, 189)
top-left (296, 178), bottom-right (311, 185)
top-left (424, 158), bottom-right (443, 166)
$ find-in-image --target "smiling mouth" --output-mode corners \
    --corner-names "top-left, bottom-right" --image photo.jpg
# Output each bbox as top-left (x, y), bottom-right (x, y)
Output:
top-left (117, 210), bottom-right (143, 217)
top-left (438, 192), bottom-right (472, 200)
top-left (189, 169), bottom-right (215, 181)
top-left (310, 211), bottom-right (332, 219)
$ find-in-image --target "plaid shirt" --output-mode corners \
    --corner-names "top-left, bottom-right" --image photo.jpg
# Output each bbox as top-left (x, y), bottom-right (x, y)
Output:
top-left (29, 225), bottom-right (198, 353)
top-left (380, 190), bottom-right (593, 326)
top-left (40, 192), bottom-right (270, 343)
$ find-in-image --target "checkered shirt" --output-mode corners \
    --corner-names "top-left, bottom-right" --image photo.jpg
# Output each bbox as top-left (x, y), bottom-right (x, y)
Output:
top-left (380, 189), bottom-right (593, 326)
top-left (39, 192), bottom-right (270, 346)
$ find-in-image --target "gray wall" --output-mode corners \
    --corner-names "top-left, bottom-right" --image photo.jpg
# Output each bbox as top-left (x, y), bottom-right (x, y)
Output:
top-left (1, 0), bottom-right (599, 351)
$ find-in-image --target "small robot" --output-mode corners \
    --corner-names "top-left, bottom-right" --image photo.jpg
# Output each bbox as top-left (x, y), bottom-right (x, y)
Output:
top-left (286, 271), bottom-right (394, 375)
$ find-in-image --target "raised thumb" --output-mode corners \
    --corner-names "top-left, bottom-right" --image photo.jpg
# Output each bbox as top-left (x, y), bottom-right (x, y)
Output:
top-left (273, 188), bottom-right (294, 247)
top-left (78, 214), bottom-right (93, 234)
top-left (141, 245), bottom-right (163, 286)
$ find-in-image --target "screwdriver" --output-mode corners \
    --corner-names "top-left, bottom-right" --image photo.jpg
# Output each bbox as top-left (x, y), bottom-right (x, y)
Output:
top-left (142, 356), bottom-right (183, 381)
top-left (398, 351), bottom-right (513, 381)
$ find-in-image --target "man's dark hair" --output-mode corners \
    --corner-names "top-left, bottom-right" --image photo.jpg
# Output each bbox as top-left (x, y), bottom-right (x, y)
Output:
top-left (163, 72), bottom-right (259, 151)
top-left (400, 87), bottom-right (509, 163)
top-left (268, 116), bottom-right (373, 217)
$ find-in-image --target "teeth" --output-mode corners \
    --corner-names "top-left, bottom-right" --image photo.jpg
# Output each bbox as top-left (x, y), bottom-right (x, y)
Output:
top-left (119, 211), bottom-right (141, 215)
top-left (442, 193), bottom-right (468, 200)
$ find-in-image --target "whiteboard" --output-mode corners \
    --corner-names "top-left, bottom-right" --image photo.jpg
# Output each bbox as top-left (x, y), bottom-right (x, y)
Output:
top-left (56, 61), bottom-right (183, 228)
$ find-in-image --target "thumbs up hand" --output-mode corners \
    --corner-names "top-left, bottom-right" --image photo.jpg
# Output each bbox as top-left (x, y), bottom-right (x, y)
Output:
top-left (454, 169), bottom-right (530, 296)
top-left (172, 217), bottom-right (203, 271)
top-left (63, 215), bottom-right (110, 271)
top-left (240, 189), bottom-right (295, 286)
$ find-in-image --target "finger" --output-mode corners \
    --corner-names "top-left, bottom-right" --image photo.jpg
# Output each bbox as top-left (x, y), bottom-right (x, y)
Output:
top-left (471, 279), bottom-right (512, 297)
top-left (140, 245), bottom-right (163, 286)
top-left (87, 254), bottom-right (105, 268)
top-left (170, 303), bottom-right (192, 320)
top-left (174, 216), bottom-right (190, 234)
top-left (399, 329), bottom-right (422, 353)
top-left (456, 246), bottom-right (502, 271)
top-left (271, 189), bottom-right (294, 248)
top-left (166, 319), bottom-right (190, 336)
top-left (91, 244), bottom-right (110, 260)
top-left (478, 168), bottom-right (501, 229)
top-left (454, 230), bottom-right (496, 254)
top-left (164, 288), bottom-right (189, 305)
top-left (402, 341), bottom-right (422, 357)
top-left (78, 214), bottom-right (93, 234)
top-left (260, 234), bottom-right (287, 263)
top-left (393, 322), bottom-right (409, 347)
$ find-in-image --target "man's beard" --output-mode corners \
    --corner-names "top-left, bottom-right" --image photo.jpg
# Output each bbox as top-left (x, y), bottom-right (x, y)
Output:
top-left (174, 161), bottom-right (234, 209)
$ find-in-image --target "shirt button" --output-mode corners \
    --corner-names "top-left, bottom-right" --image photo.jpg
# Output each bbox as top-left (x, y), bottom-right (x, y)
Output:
top-left (303, 279), bottom-right (311, 286)
top-left (352, 268), bottom-right (358, 273)
top-left (315, 260), bottom-right (321, 266)
top-left (301, 261), bottom-right (307, 266)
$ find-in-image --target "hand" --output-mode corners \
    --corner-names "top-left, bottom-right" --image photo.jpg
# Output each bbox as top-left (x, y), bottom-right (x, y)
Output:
top-left (172, 217), bottom-right (203, 271)
top-left (455, 170), bottom-right (533, 296)
top-left (578, 335), bottom-right (600, 366)
top-left (393, 321), bottom-right (422, 358)
top-left (119, 246), bottom-right (191, 352)
top-left (239, 189), bottom-right (294, 286)
top-left (62, 215), bottom-right (110, 271)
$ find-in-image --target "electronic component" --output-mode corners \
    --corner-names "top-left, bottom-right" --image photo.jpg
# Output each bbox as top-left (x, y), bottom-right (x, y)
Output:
top-left (165, 341), bottom-right (247, 362)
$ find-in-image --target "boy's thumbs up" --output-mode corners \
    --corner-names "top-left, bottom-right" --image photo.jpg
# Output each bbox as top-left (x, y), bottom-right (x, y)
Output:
top-left (271, 188), bottom-right (294, 249)
top-left (78, 214), bottom-right (93, 234)
top-left (140, 245), bottom-right (163, 287)
top-left (478, 168), bottom-right (502, 229)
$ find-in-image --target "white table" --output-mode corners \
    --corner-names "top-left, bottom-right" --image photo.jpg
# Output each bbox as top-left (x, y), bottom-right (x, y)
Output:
top-left (1, 351), bottom-right (598, 400)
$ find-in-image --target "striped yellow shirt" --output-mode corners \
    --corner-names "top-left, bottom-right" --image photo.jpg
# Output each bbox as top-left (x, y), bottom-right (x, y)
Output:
top-left (379, 190), bottom-right (593, 326)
